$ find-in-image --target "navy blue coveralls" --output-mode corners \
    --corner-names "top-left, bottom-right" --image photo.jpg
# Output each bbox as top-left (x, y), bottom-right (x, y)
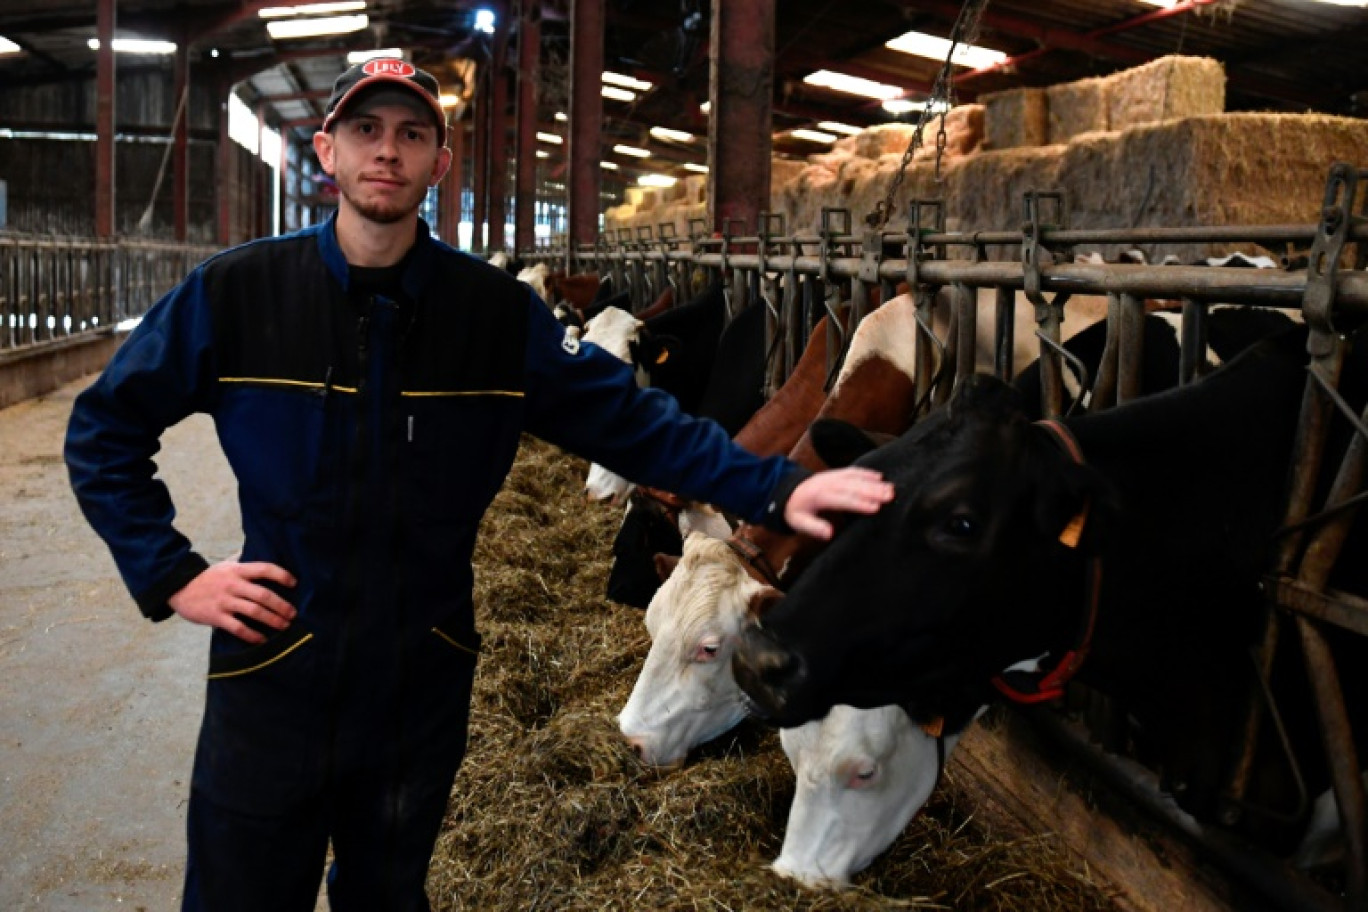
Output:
top-left (64, 216), bottom-right (806, 911)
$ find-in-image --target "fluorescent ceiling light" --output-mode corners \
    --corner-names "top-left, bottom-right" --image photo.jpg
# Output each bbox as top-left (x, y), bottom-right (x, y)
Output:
top-left (613, 144), bottom-right (651, 158)
top-left (602, 86), bottom-right (636, 102)
top-left (347, 48), bottom-right (402, 64)
top-left (638, 174), bottom-right (677, 188)
top-left (649, 126), bottom-right (694, 143)
top-left (536, 150), bottom-right (549, 158)
top-left (788, 128), bottom-right (837, 144)
top-left (554, 111), bottom-right (567, 121)
top-left (884, 29), bottom-right (1007, 69)
top-left (0, 36), bottom-right (21, 55)
top-left (700, 101), bottom-right (711, 114)
top-left (266, 14), bottom-right (368, 39)
top-left (537, 131), bottom-right (563, 144)
top-left (882, 97), bottom-right (952, 115)
top-left (817, 121), bottom-right (863, 136)
top-left (439, 93), bottom-right (463, 108)
top-left (601, 161), bottom-right (620, 171)
top-left (682, 163), bottom-right (709, 173)
top-left (802, 69), bottom-right (903, 100)
top-left (1311, 0), bottom-right (1368, 5)
top-left (1135, 0), bottom-right (1180, 6)
top-left (259, 2), bottom-right (365, 17)
top-left (603, 71), bottom-right (653, 92)
top-left (473, 9), bottom-right (496, 33)
top-left (87, 38), bottom-right (177, 54)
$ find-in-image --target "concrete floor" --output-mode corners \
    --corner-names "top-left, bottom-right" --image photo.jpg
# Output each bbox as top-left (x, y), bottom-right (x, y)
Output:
top-left (0, 376), bottom-right (267, 910)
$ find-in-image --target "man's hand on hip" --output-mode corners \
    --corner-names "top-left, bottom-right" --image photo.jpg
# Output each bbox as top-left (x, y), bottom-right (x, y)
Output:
top-left (168, 561), bottom-right (298, 644)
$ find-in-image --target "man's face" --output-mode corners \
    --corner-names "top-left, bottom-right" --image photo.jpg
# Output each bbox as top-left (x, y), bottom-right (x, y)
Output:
top-left (313, 104), bottom-right (450, 225)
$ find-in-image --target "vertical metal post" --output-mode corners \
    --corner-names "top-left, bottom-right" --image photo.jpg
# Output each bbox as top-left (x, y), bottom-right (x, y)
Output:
top-left (567, 0), bottom-right (604, 251)
top-left (514, 2), bottom-right (541, 254)
top-left (173, 36), bottom-right (190, 242)
top-left (1116, 292), bottom-right (1146, 405)
top-left (95, 0), bottom-right (116, 238)
top-left (488, 21), bottom-right (510, 252)
top-left (707, 0), bottom-right (773, 236)
top-left (993, 286), bottom-right (1015, 382)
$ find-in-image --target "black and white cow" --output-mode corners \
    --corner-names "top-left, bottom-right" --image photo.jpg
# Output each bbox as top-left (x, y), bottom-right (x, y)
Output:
top-left (733, 324), bottom-right (1368, 855)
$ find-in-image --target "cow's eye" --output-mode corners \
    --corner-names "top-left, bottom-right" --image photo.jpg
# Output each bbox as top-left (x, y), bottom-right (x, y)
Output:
top-left (693, 639), bottom-right (722, 663)
top-left (942, 514), bottom-right (979, 539)
top-left (847, 764), bottom-right (879, 789)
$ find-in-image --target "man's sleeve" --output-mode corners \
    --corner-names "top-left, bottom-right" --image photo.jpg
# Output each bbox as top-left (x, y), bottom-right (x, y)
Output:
top-left (64, 270), bottom-right (218, 621)
top-left (520, 293), bottom-right (807, 527)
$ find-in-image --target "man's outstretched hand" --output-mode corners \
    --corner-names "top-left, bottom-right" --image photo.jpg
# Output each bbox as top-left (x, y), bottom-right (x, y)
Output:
top-left (784, 467), bottom-right (895, 540)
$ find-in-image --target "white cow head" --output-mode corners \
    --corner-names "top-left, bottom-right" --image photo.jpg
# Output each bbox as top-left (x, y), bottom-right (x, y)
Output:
top-left (581, 306), bottom-right (649, 501)
top-left (774, 704), bottom-right (961, 887)
top-left (618, 533), bottom-right (770, 767)
top-left (516, 262), bottom-right (551, 301)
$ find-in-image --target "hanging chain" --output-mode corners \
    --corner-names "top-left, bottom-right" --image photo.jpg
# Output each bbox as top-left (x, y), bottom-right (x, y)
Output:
top-left (867, 0), bottom-right (991, 230)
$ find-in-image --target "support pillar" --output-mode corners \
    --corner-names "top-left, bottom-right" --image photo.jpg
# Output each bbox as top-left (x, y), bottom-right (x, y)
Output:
top-left (487, 21), bottom-right (510, 252)
top-left (217, 78), bottom-right (233, 246)
top-left (441, 113), bottom-right (466, 245)
top-left (95, 0), bottom-right (116, 238)
top-left (514, 2), bottom-right (541, 255)
top-left (472, 68), bottom-right (489, 251)
top-left (173, 38), bottom-right (190, 241)
top-left (707, 0), bottom-right (774, 235)
top-left (567, 0), bottom-right (604, 253)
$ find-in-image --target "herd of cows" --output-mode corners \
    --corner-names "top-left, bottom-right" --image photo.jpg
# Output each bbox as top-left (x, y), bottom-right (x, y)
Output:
top-left (494, 251), bottom-right (1365, 894)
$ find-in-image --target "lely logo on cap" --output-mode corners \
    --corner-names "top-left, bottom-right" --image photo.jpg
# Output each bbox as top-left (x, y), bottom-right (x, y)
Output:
top-left (363, 59), bottom-right (416, 78)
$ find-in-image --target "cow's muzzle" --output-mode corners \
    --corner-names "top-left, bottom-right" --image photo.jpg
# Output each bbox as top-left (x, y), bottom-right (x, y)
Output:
top-left (732, 622), bottom-right (807, 722)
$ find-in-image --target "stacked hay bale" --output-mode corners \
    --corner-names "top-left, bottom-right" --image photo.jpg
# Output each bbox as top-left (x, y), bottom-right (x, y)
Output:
top-left (603, 54), bottom-right (1365, 263)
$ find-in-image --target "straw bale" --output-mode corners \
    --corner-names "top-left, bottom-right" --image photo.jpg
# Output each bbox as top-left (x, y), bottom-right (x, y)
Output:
top-left (683, 174), bottom-right (707, 205)
top-left (1047, 76), bottom-right (1109, 144)
top-left (623, 187), bottom-right (645, 209)
top-left (771, 157), bottom-right (807, 194)
top-left (425, 435), bottom-right (1119, 911)
top-left (1058, 112), bottom-right (1368, 263)
top-left (944, 146), bottom-right (1063, 252)
top-left (911, 104), bottom-right (988, 166)
top-left (1106, 55), bottom-right (1224, 133)
top-left (982, 87), bottom-right (1048, 149)
top-left (833, 122), bottom-right (920, 160)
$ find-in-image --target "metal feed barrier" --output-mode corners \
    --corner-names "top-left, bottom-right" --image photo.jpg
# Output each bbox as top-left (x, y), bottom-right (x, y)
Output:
top-left (525, 161), bottom-right (1368, 912)
top-left (0, 235), bottom-right (217, 359)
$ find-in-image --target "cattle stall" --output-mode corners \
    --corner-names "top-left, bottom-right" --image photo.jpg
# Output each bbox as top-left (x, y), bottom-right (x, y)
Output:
top-left (524, 160), bottom-right (1368, 912)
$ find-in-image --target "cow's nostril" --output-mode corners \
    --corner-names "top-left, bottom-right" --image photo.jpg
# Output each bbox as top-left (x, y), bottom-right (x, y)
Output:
top-left (624, 735), bottom-right (647, 761)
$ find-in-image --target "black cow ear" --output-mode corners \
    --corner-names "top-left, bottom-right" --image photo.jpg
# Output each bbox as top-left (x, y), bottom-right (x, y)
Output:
top-left (1032, 460), bottom-right (1117, 553)
top-left (949, 374), bottom-right (1023, 423)
top-left (747, 585), bottom-right (783, 621)
top-left (808, 418), bottom-right (881, 467)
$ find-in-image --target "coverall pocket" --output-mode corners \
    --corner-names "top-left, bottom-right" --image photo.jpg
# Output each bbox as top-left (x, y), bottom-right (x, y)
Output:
top-left (404, 621), bottom-right (482, 757)
top-left (196, 626), bottom-right (322, 815)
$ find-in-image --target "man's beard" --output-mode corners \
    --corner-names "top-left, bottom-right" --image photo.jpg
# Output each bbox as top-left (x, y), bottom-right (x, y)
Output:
top-left (337, 174), bottom-right (425, 224)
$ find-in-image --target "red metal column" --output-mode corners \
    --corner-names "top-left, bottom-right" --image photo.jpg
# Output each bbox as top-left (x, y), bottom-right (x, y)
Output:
top-left (95, 0), bottom-right (116, 237)
top-left (472, 68), bottom-right (489, 251)
top-left (514, 2), bottom-right (541, 255)
top-left (217, 78), bottom-right (233, 246)
top-left (707, 0), bottom-right (773, 235)
top-left (442, 113), bottom-right (466, 245)
top-left (567, 0), bottom-right (604, 252)
top-left (173, 38), bottom-right (190, 241)
top-left (487, 23), bottom-right (511, 252)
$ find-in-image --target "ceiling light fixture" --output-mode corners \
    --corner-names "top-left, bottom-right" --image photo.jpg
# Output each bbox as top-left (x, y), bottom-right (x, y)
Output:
top-left (346, 48), bottom-right (403, 64)
top-left (884, 29), bottom-right (1007, 69)
top-left (817, 121), bottom-right (863, 136)
top-left (638, 174), bottom-right (677, 188)
top-left (603, 71), bottom-right (653, 92)
top-left (259, 2), bottom-right (365, 17)
top-left (602, 86), bottom-right (636, 102)
top-left (788, 128), bottom-right (837, 144)
top-left (802, 70), bottom-right (904, 100)
top-left (649, 126), bottom-right (694, 143)
top-left (0, 36), bottom-right (22, 56)
top-left (682, 163), bottom-right (709, 173)
top-left (87, 38), bottom-right (178, 54)
top-left (473, 9), bottom-right (496, 33)
top-left (613, 144), bottom-right (651, 158)
top-left (265, 14), bottom-right (368, 39)
top-left (537, 131), bottom-right (563, 144)
top-left (601, 161), bottom-right (620, 170)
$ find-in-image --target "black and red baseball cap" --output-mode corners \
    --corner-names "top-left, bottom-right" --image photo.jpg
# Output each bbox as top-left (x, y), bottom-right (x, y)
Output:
top-left (321, 57), bottom-right (447, 145)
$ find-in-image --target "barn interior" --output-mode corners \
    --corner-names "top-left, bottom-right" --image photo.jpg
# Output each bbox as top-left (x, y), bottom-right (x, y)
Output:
top-left (2, 3), bottom-right (1368, 912)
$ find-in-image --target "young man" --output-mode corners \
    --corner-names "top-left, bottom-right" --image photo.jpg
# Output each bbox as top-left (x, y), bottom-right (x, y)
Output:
top-left (64, 58), bottom-right (892, 911)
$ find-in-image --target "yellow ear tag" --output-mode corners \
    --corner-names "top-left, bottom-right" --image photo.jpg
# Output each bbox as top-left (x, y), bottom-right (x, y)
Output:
top-left (1058, 500), bottom-right (1090, 549)
top-left (920, 716), bottom-right (945, 738)
top-left (655, 349), bottom-right (670, 365)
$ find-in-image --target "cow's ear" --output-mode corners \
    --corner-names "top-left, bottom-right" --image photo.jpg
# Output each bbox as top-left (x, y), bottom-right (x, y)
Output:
top-left (1032, 459), bottom-right (1118, 553)
top-left (949, 374), bottom-right (1023, 423)
top-left (746, 585), bottom-right (784, 621)
top-left (808, 418), bottom-right (882, 467)
top-left (653, 552), bottom-right (680, 582)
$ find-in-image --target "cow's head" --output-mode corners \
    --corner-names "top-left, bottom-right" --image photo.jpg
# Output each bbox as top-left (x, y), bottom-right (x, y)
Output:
top-left (618, 532), bottom-right (779, 767)
top-left (774, 704), bottom-right (965, 888)
top-left (733, 375), bottom-right (1115, 729)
